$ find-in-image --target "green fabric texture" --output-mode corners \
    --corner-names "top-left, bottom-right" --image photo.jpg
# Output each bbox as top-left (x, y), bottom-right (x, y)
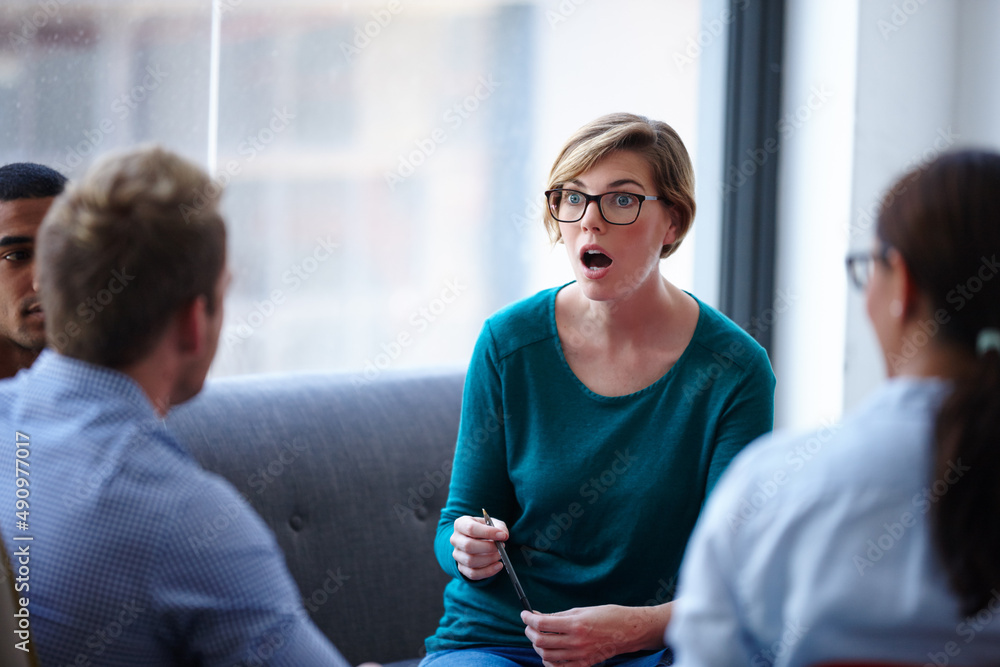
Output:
top-left (426, 284), bottom-right (775, 652)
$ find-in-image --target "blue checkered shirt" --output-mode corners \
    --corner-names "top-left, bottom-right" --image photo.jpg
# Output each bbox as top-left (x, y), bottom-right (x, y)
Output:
top-left (0, 351), bottom-right (349, 666)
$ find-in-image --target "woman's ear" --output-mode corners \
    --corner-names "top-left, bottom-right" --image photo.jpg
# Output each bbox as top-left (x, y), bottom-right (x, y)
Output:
top-left (886, 247), bottom-right (924, 322)
top-left (660, 208), bottom-right (679, 250)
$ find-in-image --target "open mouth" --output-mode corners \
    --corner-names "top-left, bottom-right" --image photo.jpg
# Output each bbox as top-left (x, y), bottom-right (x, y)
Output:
top-left (582, 248), bottom-right (613, 270)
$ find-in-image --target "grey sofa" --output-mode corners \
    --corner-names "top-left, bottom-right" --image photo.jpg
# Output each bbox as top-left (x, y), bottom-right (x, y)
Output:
top-left (166, 368), bottom-right (465, 666)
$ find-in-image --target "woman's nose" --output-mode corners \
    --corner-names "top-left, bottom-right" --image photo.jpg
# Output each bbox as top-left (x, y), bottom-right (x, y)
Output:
top-left (579, 199), bottom-right (606, 232)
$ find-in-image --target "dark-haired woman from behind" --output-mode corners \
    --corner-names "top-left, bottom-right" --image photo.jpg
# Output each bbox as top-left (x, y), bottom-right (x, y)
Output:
top-left (668, 149), bottom-right (1000, 665)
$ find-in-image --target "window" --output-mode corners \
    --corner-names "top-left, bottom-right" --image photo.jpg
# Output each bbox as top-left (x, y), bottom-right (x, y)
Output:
top-left (1, 0), bottom-right (716, 379)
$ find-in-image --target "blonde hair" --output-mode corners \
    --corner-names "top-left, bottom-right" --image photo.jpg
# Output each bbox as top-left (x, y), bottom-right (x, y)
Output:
top-left (544, 113), bottom-right (695, 258)
top-left (38, 145), bottom-right (226, 368)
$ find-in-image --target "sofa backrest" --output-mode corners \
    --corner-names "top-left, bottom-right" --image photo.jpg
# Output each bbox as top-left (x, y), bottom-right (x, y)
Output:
top-left (167, 368), bottom-right (465, 665)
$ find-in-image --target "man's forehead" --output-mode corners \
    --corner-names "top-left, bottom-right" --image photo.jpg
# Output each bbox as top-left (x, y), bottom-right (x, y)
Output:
top-left (0, 197), bottom-right (55, 239)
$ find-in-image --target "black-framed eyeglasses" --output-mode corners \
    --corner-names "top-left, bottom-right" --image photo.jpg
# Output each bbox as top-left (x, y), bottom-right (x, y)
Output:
top-left (845, 246), bottom-right (891, 290)
top-left (544, 188), bottom-right (667, 226)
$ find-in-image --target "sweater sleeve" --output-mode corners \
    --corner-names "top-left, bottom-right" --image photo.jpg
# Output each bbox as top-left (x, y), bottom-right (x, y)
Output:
top-left (433, 320), bottom-right (519, 581)
top-left (705, 346), bottom-right (775, 497)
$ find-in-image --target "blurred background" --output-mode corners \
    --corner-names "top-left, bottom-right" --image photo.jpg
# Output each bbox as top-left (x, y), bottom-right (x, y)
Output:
top-left (0, 0), bottom-right (703, 378)
top-left (3, 0), bottom-right (1000, 428)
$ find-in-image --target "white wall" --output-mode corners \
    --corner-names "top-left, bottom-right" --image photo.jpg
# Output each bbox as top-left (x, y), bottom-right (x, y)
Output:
top-left (956, 1), bottom-right (1000, 147)
top-left (691, 0), bottom-right (731, 309)
top-left (843, 0), bottom-right (960, 413)
top-left (772, 0), bottom-right (858, 428)
top-left (775, 0), bottom-right (1000, 427)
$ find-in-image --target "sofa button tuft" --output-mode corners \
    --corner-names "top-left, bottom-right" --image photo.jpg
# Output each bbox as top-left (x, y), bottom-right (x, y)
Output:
top-left (289, 515), bottom-right (305, 531)
top-left (414, 506), bottom-right (429, 520)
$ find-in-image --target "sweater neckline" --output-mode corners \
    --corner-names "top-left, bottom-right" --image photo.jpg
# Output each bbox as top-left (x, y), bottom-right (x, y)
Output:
top-left (546, 282), bottom-right (706, 403)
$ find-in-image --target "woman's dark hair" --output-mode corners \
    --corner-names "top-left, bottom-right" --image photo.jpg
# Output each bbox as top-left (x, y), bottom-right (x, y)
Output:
top-left (877, 149), bottom-right (1000, 617)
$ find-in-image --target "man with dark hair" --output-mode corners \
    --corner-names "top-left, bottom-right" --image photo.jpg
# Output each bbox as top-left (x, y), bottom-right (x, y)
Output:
top-left (0, 162), bottom-right (66, 378)
top-left (0, 146), bottom-right (351, 666)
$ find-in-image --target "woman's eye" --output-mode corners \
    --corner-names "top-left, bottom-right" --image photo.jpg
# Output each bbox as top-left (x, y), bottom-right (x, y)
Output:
top-left (614, 194), bottom-right (636, 208)
top-left (566, 192), bottom-right (584, 205)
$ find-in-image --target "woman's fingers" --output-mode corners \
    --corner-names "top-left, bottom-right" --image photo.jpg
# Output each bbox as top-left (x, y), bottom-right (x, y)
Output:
top-left (451, 514), bottom-right (510, 580)
top-left (454, 514), bottom-right (508, 541)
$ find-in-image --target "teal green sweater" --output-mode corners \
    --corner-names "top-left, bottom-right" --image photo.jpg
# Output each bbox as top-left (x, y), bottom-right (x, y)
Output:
top-left (426, 284), bottom-right (775, 652)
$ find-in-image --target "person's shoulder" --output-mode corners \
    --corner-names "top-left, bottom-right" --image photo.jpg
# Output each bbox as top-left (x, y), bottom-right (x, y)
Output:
top-left (686, 295), bottom-right (771, 374)
top-left (0, 376), bottom-right (16, 411)
top-left (698, 422), bottom-right (836, 539)
top-left (148, 442), bottom-right (274, 552)
top-left (712, 379), bottom-right (941, 526)
top-left (0, 360), bottom-right (43, 410)
top-left (480, 284), bottom-right (562, 360)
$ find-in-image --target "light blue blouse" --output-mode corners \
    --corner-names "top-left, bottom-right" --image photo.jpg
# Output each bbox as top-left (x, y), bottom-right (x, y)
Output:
top-left (670, 377), bottom-right (1000, 665)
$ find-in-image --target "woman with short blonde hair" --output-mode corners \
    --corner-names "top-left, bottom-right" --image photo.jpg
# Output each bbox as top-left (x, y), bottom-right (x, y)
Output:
top-left (423, 113), bottom-right (775, 667)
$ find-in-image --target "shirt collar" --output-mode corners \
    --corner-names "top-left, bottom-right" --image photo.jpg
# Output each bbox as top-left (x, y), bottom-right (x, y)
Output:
top-left (28, 349), bottom-right (165, 423)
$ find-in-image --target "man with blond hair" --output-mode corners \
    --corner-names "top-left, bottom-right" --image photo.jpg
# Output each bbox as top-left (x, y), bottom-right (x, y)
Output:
top-left (0, 146), bottom-right (350, 666)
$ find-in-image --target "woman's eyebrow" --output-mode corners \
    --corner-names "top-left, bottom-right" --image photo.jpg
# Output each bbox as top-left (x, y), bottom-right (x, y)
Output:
top-left (566, 178), bottom-right (646, 190)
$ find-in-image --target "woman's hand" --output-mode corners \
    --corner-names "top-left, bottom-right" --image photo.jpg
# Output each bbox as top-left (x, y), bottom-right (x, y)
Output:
top-left (450, 514), bottom-right (509, 581)
top-left (520, 603), bottom-right (671, 667)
